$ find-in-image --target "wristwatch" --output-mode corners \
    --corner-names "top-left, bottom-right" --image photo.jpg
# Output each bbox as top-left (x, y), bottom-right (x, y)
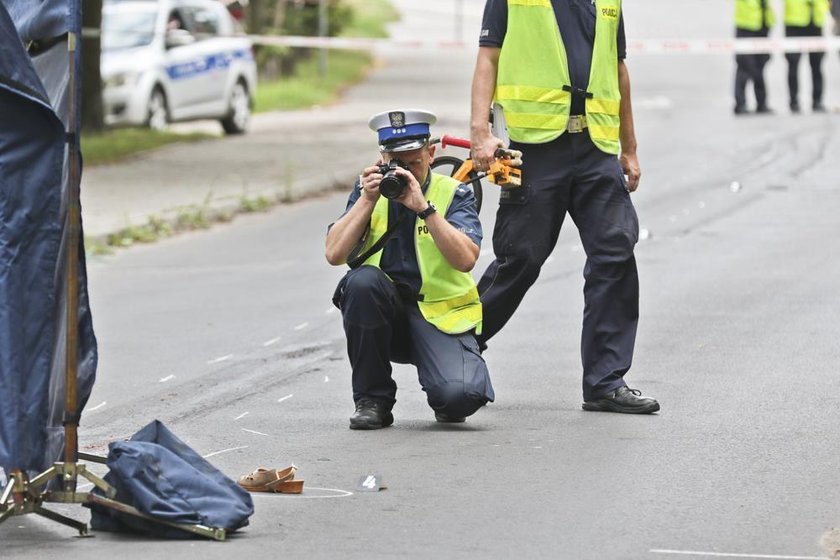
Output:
top-left (417, 202), bottom-right (437, 220)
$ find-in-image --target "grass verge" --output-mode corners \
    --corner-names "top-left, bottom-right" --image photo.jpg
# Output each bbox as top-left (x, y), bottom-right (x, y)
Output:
top-left (82, 128), bottom-right (213, 167)
top-left (254, 0), bottom-right (399, 112)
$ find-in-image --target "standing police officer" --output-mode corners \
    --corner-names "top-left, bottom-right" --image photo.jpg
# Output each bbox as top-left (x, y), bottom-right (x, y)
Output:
top-left (469, 0), bottom-right (659, 414)
top-left (326, 110), bottom-right (494, 430)
top-left (785, 0), bottom-right (831, 113)
top-left (734, 0), bottom-right (776, 115)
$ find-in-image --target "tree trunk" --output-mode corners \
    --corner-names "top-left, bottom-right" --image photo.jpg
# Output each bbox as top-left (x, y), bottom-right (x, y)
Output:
top-left (81, 0), bottom-right (104, 132)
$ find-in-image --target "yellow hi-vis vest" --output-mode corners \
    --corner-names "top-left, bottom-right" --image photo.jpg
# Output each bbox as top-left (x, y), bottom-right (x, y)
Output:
top-left (360, 172), bottom-right (482, 335)
top-left (495, 0), bottom-right (622, 154)
top-left (735, 0), bottom-right (776, 31)
top-left (785, 0), bottom-right (829, 27)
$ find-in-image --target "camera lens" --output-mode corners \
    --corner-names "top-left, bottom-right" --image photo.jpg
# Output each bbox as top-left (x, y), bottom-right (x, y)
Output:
top-left (379, 172), bottom-right (407, 199)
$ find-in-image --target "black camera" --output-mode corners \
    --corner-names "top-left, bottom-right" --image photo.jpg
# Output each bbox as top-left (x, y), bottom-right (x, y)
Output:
top-left (377, 159), bottom-right (409, 200)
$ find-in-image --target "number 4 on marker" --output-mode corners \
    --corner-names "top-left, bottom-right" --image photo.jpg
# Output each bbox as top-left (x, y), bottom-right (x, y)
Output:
top-left (356, 473), bottom-right (385, 492)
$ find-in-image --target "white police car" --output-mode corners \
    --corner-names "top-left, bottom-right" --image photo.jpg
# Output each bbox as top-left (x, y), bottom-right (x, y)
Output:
top-left (101, 0), bottom-right (257, 134)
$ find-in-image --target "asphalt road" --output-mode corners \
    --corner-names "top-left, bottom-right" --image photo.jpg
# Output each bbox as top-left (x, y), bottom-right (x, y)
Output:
top-left (4, 1), bottom-right (840, 559)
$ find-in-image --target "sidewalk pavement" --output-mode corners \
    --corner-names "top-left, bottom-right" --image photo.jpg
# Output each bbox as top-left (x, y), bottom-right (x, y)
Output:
top-left (80, 0), bottom-right (485, 239)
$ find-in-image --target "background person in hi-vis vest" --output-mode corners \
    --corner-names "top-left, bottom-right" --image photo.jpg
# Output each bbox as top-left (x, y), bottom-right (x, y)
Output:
top-left (470, 0), bottom-right (659, 414)
top-left (784, 0), bottom-right (831, 112)
top-left (325, 109), bottom-right (495, 430)
top-left (734, 0), bottom-right (775, 115)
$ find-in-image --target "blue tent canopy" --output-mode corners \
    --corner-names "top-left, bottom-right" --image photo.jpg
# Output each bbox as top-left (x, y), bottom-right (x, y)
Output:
top-left (0, 0), bottom-right (98, 474)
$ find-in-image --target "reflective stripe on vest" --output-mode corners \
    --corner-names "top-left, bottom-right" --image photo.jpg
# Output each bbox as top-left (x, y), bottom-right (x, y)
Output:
top-left (361, 173), bottom-right (482, 335)
top-left (785, 0), bottom-right (829, 27)
top-left (735, 0), bottom-right (776, 31)
top-left (496, 0), bottom-right (622, 154)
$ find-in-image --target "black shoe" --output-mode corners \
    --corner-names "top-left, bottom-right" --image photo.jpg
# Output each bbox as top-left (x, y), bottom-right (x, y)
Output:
top-left (434, 412), bottom-right (466, 423)
top-left (582, 386), bottom-right (660, 414)
top-left (755, 105), bottom-right (773, 115)
top-left (349, 399), bottom-right (394, 430)
top-left (790, 101), bottom-right (801, 114)
top-left (733, 105), bottom-right (748, 115)
top-left (813, 103), bottom-right (827, 113)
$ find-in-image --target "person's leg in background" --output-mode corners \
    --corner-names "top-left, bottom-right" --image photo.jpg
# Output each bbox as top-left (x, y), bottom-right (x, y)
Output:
top-left (809, 50), bottom-right (826, 111)
top-left (786, 51), bottom-right (803, 112)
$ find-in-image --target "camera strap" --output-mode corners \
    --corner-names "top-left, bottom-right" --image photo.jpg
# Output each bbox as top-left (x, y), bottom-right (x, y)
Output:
top-left (347, 212), bottom-right (406, 269)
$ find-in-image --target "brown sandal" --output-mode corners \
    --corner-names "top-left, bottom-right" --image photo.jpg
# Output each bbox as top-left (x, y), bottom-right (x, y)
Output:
top-left (237, 467), bottom-right (280, 492)
top-left (267, 466), bottom-right (304, 494)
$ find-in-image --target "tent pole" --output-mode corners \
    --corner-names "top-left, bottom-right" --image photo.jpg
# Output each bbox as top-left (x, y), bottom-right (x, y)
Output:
top-left (63, 30), bottom-right (80, 486)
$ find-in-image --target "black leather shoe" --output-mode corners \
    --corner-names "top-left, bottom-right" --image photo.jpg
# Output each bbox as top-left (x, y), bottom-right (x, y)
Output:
top-left (733, 105), bottom-right (748, 115)
top-left (434, 412), bottom-right (466, 423)
top-left (582, 386), bottom-right (660, 414)
top-left (813, 103), bottom-right (827, 113)
top-left (755, 105), bottom-right (773, 115)
top-left (349, 399), bottom-right (394, 430)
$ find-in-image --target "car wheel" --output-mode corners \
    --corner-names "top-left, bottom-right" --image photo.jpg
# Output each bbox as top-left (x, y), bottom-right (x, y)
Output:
top-left (220, 80), bottom-right (250, 135)
top-left (146, 87), bottom-right (169, 131)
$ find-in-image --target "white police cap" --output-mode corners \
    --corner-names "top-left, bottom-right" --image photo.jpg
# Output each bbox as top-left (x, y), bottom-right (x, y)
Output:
top-left (368, 109), bottom-right (437, 153)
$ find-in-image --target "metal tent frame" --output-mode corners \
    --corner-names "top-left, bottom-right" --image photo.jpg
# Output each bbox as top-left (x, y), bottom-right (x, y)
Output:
top-left (0, 22), bottom-right (226, 543)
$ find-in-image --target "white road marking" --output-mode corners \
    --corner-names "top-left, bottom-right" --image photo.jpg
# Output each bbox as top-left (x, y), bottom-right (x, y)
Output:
top-left (242, 428), bottom-right (270, 437)
top-left (263, 337), bottom-right (282, 347)
top-left (324, 376), bottom-right (330, 383)
top-left (203, 445), bottom-right (249, 459)
top-left (293, 322), bottom-right (309, 331)
top-left (87, 401), bottom-right (107, 412)
top-left (159, 375), bottom-right (175, 383)
top-left (208, 354), bottom-right (233, 364)
top-left (249, 486), bottom-right (353, 499)
top-left (234, 412), bottom-right (249, 421)
top-left (277, 394), bottom-right (294, 403)
top-left (650, 550), bottom-right (829, 559)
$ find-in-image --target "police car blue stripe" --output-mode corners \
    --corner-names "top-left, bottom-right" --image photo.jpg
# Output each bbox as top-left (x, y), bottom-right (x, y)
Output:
top-left (166, 49), bottom-right (253, 81)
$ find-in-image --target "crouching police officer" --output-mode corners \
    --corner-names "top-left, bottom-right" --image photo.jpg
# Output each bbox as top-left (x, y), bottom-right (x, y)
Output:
top-left (325, 109), bottom-right (495, 430)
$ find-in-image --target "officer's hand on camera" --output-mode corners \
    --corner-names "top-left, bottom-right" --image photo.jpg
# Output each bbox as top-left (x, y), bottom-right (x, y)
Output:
top-left (391, 167), bottom-right (427, 213)
top-left (359, 162), bottom-right (385, 202)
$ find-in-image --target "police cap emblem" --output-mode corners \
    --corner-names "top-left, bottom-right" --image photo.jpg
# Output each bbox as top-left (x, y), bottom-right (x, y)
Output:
top-left (388, 112), bottom-right (406, 128)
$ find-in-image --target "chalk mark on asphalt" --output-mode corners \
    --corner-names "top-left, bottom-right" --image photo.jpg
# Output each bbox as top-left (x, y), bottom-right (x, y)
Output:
top-left (87, 401), bottom-right (107, 412)
top-left (250, 487), bottom-right (353, 499)
top-left (208, 354), bottom-right (233, 364)
top-left (650, 549), bottom-right (829, 559)
top-left (159, 375), bottom-right (175, 383)
top-left (263, 337), bottom-right (282, 347)
top-left (324, 376), bottom-right (329, 383)
top-left (293, 322), bottom-right (309, 331)
top-left (242, 428), bottom-right (270, 437)
top-left (234, 412), bottom-right (249, 420)
top-left (277, 394), bottom-right (294, 403)
top-left (325, 307), bottom-right (337, 315)
top-left (203, 445), bottom-right (249, 459)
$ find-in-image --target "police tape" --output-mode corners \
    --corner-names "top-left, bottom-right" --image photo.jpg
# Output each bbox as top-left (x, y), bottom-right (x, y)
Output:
top-left (250, 34), bottom-right (840, 54)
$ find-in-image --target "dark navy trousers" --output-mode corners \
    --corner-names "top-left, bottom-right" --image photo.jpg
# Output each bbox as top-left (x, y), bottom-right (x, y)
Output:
top-left (734, 27), bottom-right (771, 110)
top-left (477, 132), bottom-right (640, 401)
top-left (335, 266), bottom-right (495, 418)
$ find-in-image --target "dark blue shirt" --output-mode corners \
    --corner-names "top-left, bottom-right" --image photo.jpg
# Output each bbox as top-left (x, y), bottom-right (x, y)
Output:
top-left (342, 172), bottom-right (483, 294)
top-left (479, 0), bottom-right (627, 115)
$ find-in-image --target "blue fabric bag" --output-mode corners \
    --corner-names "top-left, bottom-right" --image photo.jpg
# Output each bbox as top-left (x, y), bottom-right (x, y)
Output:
top-left (90, 420), bottom-right (254, 538)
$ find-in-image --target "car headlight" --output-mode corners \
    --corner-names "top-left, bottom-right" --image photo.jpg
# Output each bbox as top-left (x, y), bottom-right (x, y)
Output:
top-left (103, 72), bottom-right (138, 88)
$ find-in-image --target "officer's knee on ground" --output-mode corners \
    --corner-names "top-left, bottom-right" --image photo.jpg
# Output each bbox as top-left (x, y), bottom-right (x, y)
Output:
top-left (341, 265), bottom-right (389, 307)
top-left (426, 382), bottom-right (486, 419)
